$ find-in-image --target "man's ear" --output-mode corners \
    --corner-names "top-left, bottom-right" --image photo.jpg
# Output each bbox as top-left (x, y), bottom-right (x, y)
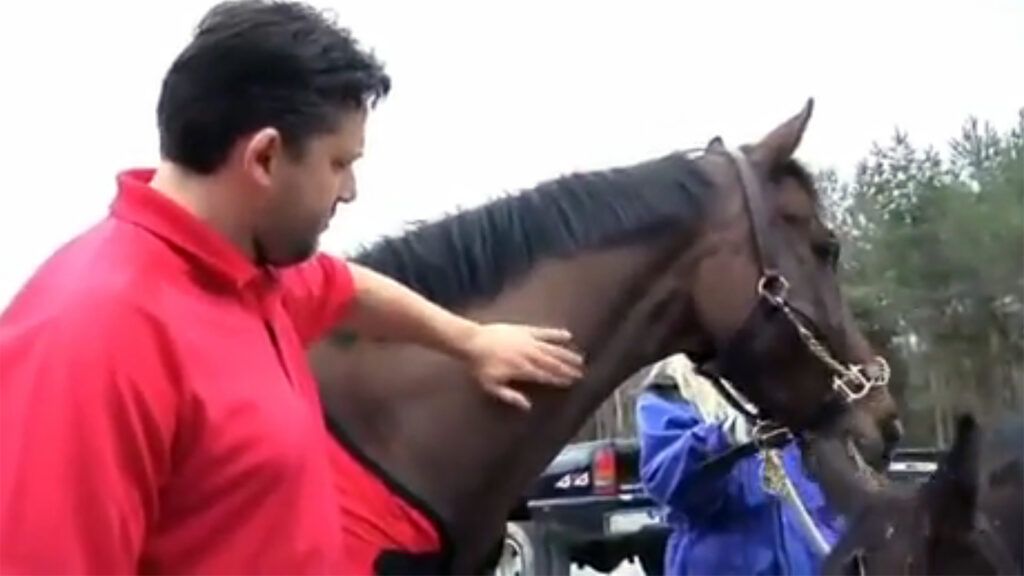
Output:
top-left (242, 127), bottom-right (284, 188)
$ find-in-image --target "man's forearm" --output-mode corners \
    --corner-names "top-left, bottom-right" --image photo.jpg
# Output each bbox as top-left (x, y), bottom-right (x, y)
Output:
top-left (343, 262), bottom-right (480, 360)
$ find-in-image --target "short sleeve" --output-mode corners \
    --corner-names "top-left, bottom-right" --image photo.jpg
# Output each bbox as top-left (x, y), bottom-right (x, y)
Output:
top-left (279, 252), bottom-right (357, 346)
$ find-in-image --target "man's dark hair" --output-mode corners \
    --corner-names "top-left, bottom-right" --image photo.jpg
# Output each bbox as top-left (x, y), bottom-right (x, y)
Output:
top-left (156, 0), bottom-right (391, 174)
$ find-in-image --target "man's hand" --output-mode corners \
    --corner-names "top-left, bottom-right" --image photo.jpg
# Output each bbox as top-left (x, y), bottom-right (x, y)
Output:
top-left (462, 324), bottom-right (584, 410)
top-left (344, 263), bottom-right (583, 409)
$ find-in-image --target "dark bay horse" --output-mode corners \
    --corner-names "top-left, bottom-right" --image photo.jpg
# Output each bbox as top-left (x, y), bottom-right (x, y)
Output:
top-left (819, 413), bottom-right (1023, 575)
top-left (309, 100), bottom-right (903, 572)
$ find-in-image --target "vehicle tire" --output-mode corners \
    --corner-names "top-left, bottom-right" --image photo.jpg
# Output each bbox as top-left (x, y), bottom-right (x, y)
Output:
top-left (572, 541), bottom-right (624, 573)
top-left (494, 521), bottom-right (571, 576)
top-left (582, 552), bottom-right (622, 573)
top-left (637, 540), bottom-right (666, 576)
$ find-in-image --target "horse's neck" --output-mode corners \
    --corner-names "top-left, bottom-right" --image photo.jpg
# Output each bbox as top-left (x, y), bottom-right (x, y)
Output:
top-left (456, 238), bottom-right (698, 431)
top-left (449, 240), bottom-right (699, 567)
top-left (313, 236), bottom-right (702, 571)
top-left (466, 241), bottom-right (686, 354)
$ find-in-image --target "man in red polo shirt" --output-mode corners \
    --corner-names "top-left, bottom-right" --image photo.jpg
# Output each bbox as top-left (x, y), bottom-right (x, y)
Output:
top-left (0, 1), bottom-right (583, 573)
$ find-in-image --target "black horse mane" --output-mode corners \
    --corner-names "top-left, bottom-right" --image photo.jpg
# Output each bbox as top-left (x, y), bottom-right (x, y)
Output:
top-left (349, 151), bottom-right (714, 308)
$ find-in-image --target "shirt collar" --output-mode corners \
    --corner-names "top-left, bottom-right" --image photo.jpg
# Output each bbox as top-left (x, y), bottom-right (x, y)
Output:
top-left (111, 168), bottom-right (268, 291)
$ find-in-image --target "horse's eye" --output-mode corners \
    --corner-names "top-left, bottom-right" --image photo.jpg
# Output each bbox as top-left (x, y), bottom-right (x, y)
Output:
top-left (814, 237), bottom-right (841, 269)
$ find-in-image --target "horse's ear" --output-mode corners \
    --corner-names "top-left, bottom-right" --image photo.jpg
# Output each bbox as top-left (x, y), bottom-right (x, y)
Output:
top-left (707, 136), bottom-right (726, 151)
top-left (924, 414), bottom-right (981, 537)
top-left (749, 98), bottom-right (814, 169)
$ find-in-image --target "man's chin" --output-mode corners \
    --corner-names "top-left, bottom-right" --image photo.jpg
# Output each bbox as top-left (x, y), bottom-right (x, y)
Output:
top-left (292, 243), bottom-right (320, 265)
top-left (267, 243), bottom-right (319, 268)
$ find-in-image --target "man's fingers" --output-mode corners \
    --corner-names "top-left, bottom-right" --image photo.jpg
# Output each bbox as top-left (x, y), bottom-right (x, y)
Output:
top-left (512, 358), bottom-right (567, 386)
top-left (537, 342), bottom-right (584, 374)
top-left (524, 325), bottom-right (584, 378)
top-left (527, 326), bottom-right (574, 344)
top-left (488, 384), bottom-right (532, 411)
top-left (528, 351), bottom-right (582, 384)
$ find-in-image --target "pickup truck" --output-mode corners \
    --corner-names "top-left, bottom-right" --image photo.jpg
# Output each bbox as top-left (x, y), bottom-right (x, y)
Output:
top-left (498, 438), bottom-right (667, 575)
top-left (494, 440), bottom-right (942, 575)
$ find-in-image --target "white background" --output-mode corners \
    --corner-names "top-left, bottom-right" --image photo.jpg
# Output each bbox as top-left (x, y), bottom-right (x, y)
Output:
top-left (0, 0), bottom-right (1021, 308)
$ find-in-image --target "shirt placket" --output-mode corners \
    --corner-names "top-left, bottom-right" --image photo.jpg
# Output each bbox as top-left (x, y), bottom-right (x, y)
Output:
top-left (252, 280), bottom-right (298, 391)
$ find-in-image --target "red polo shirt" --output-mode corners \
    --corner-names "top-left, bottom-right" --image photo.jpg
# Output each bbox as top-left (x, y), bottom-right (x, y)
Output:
top-left (0, 169), bottom-right (355, 573)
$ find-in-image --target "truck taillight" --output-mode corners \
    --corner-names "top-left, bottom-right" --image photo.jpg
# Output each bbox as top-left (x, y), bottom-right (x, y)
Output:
top-left (592, 446), bottom-right (617, 495)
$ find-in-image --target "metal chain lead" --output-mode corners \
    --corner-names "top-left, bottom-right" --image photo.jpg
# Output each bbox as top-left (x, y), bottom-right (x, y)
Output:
top-left (777, 298), bottom-right (891, 402)
top-left (761, 448), bottom-right (832, 557)
top-left (759, 273), bottom-right (892, 404)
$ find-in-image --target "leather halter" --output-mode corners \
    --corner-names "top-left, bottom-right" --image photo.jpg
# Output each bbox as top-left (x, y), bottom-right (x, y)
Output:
top-left (695, 146), bottom-right (889, 436)
top-left (729, 147), bottom-right (782, 276)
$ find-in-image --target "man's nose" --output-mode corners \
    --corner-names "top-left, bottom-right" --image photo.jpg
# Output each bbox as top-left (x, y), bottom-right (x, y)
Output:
top-left (338, 186), bottom-right (356, 203)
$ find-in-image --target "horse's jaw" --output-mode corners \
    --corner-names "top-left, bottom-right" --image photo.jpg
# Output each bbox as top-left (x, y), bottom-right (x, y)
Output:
top-left (804, 433), bottom-right (889, 519)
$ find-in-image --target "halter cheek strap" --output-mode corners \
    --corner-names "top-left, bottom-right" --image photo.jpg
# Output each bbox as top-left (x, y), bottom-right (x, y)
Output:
top-left (727, 147), bottom-right (779, 274)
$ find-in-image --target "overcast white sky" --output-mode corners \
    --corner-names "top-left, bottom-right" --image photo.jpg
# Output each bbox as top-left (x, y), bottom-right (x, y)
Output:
top-left (0, 0), bottom-right (1021, 308)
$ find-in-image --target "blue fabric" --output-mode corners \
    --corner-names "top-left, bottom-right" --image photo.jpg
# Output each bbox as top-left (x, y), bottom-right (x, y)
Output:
top-left (637, 389), bottom-right (846, 576)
